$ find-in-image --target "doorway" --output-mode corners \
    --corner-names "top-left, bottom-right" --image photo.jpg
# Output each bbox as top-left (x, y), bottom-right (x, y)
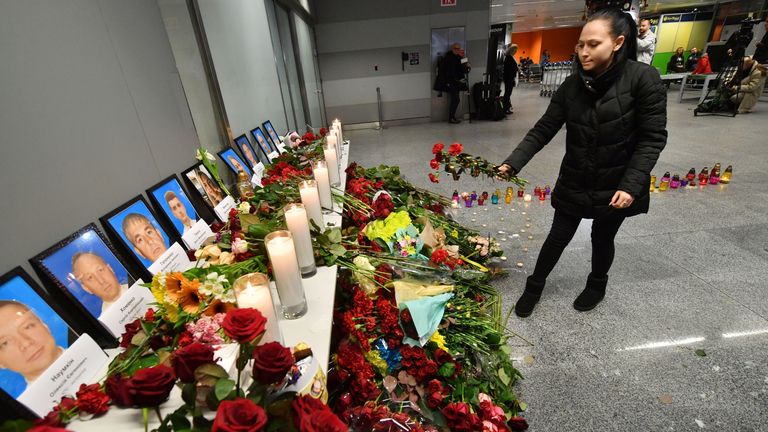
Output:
top-left (430, 27), bottom-right (466, 122)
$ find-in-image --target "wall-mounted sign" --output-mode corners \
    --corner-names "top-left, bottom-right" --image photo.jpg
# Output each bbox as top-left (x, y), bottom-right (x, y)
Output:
top-left (409, 52), bottom-right (419, 65)
top-left (441, 0), bottom-right (457, 6)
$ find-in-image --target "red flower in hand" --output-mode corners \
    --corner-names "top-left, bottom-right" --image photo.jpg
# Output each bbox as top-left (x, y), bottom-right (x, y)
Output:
top-left (429, 159), bottom-right (440, 169)
top-left (428, 173), bottom-right (439, 183)
top-left (432, 142), bottom-right (445, 154)
top-left (448, 142), bottom-right (463, 156)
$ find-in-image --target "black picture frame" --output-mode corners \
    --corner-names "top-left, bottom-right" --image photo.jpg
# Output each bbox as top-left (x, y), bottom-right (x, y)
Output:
top-left (99, 195), bottom-right (179, 280)
top-left (146, 174), bottom-right (208, 240)
top-left (218, 148), bottom-right (253, 177)
top-left (29, 224), bottom-right (130, 347)
top-left (180, 164), bottom-right (226, 222)
top-left (261, 120), bottom-right (282, 152)
top-left (0, 267), bottom-right (82, 419)
top-left (233, 134), bottom-right (263, 168)
top-left (250, 127), bottom-right (275, 161)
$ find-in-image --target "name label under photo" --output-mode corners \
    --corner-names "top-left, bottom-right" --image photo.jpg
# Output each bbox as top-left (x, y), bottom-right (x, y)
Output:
top-left (268, 151), bottom-right (280, 163)
top-left (182, 219), bottom-right (215, 250)
top-left (214, 195), bottom-right (236, 222)
top-left (98, 280), bottom-right (155, 337)
top-left (252, 163), bottom-right (265, 187)
top-left (148, 242), bottom-right (193, 275)
top-left (17, 335), bottom-right (108, 417)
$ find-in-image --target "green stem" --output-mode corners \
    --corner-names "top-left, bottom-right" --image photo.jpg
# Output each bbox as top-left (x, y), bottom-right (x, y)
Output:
top-left (143, 407), bottom-right (149, 432)
top-left (155, 406), bottom-right (163, 423)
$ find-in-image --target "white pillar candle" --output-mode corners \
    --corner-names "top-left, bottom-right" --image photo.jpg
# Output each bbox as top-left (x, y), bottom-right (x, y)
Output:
top-left (524, 194), bottom-right (532, 202)
top-left (312, 160), bottom-right (333, 210)
top-left (323, 142), bottom-right (340, 187)
top-left (333, 119), bottom-right (343, 143)
top-left (264, 231), bottom-right (307, 319)
top-left (326, 133), bottom-right (338, 156)
top-left (284, 203), bottom-right (316, 277)
top-left (233, 273), bottom-right (283, 344)
top-left (299, 180), bottom-right (323, 229)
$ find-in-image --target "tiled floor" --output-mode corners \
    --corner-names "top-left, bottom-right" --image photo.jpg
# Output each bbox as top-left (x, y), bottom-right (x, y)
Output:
top-left (347, 84), bottom-right (768, 431)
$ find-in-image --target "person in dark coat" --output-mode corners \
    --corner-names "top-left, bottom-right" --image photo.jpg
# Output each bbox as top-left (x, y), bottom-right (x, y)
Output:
top-left (503, 44), bottom-right (519, 114)
top-left (442, 43), bottom-right (468, 124)
top-left (667, 47), bottom-right (686, 73)
top-left (497, 8), bottom-right (667, 317)
top-left (753, 17), bottom-right (768, 64)
top-left (685, 47), bottom-right (700, 71)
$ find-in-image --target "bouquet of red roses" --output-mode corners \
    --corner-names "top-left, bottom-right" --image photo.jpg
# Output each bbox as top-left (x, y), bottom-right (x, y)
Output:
top-left (428, 142), bottom-right (527, 186)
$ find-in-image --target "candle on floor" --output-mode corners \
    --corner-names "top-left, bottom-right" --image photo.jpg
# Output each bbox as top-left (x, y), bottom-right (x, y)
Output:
top-left (524, 194), bottom-right (532, 202)
top-left (264, 231), bottom-right (307, 319)
top-left (323, 141), bottom-right (341, 187)
top-left (233, 273), bottom-right (283, 344)
top-left (284, 203), bottom-right (317, 277)
top-left (312, 160), bottom-right (333, 210)
top-left (299, 180), bottom-right (324, 229)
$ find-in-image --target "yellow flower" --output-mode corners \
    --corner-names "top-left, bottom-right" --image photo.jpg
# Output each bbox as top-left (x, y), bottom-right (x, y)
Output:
top-left (451, 229), bottom-right (459, 238)
top-left (429, 330), bottom-right (448, 352)
top-left (365, 350), bottom-right (388, 376)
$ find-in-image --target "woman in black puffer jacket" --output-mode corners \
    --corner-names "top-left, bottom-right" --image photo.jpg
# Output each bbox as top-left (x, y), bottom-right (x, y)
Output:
top-left (498, 9), bottom-right (667, 317)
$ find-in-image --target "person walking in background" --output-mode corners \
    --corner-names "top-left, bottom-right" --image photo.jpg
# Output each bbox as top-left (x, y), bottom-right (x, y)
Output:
top-left (686, 47), bottom-right (700, 71)
top-left (497, 9), bottom-right (667, 318)
top-left (541, 49), bottom-right (551, 65)
top-left (667, 47), bottom-right (686, 73)
top-left (503, 44), bottom-right (519, 115)
top-left (636, 18), bottom-right (656, 65)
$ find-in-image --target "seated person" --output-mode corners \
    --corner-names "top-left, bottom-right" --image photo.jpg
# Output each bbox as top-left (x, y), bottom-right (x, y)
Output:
top-left (686, 48), bottom-right (700, 71)
top-left (667, 47), bottom-right (687, 73)
top-left (693, 53), bottom-right (712, 75)
top-left (729, 57), bottom-right (767, 114)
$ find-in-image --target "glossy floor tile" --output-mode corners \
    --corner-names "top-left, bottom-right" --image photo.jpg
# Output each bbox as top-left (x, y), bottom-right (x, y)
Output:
top-left (347, 84), bottom-right (768, 431)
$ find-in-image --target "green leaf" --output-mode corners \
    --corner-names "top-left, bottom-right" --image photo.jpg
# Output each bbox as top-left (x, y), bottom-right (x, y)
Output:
top-left (518, 401), bottom-right (528, 411)
top-left (695, 349), bottom-right (707, 357)
top-left (124, 354), bottom-right (159, 375)
top-left (438, 362), bottom-right (456, 378)
top-left (327, 228), bottom-right (342, 243)
top-left (215, 378), bottom-right (236, 401)
top-left (498, 368), bottom-right (511, 386)
top-left (500, 344), bottom-right (512, 356)
top-left (169, 411), bottom-right (191, 431)
top-left (181, 382), bottom-right (197, 407)
top-left (329, 244), bottom-right (347, 256)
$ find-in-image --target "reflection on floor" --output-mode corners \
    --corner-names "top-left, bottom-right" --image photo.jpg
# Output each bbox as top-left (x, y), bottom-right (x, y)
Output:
top-left (347, 84), bottom-right (768, 431)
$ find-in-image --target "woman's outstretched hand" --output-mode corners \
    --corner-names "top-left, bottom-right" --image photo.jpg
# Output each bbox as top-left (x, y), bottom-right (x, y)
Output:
top-left (610, 190), bottom-right (634, 209)
top-left (497, 163), bottom-right (516, 178)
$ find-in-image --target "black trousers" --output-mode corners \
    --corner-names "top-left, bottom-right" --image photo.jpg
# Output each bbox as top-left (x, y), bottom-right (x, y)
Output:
top-left (530, 210), bottom-right (626, 284)
top-left (447, 88), bottom-right (460, 120)
top-left (503, 81), bottom-right (514, 110)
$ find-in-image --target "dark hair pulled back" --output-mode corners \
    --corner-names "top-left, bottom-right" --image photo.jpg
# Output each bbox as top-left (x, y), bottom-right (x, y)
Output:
top-left (588, 8), bottom-right (638, 62)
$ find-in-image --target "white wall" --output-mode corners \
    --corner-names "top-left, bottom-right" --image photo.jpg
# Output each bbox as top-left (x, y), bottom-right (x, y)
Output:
top-left (197, 0), bottom-right (289, 140)
top-left (0, 0), bottom-right (199, 277)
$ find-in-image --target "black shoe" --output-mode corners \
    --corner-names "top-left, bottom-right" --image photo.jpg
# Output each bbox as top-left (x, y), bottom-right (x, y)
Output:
top-left (515, 276), bottom-right (545, 318)
top-left (573, 274), bottom-right (608, 311)
top-left (449, 118), bottom-right (461, 124)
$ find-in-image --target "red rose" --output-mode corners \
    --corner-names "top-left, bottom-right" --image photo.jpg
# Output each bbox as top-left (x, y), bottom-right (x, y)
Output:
top-left (212, 398), bottom-right (267, 432)
top-left (508, 416), bottom-right (529, 430)
top-left (251, 342), bottom-right (294, 385)
top-left (429, 159), bottom-right (440, 169)
top-left (292, 394), bottom-right (327, 429)
top-left (127, 365), bottom-right (176, 407)
top-left (75, 383), bottom-right (110, 416)
top-left (173, 342), bottom-right (215, 383)
top-left (422, 360), bottom-right (438, 380)
top-left (433, 348), bottom-right (453, 365)
top-left (119, 319), bottom-right (141, 348)
top-left (428, 173), bottom-right (439, 183)
top-left (448, 143), bottom-right (463, 157)
top-left (479, 401), bottom-right (507, 426)
top-left (27, 427), bottom-right (70, 432)
top-left (319, 127), bottom-right (329, 137)
top-left (222, 308), bottom-right (267, 344)
top-left (426, 379), bottom-right (443, 394)
top-left (426, 391), bottom-right (444, 409)
top-left (105, 374), bottom-right (133, 407)
top-left (432, 143), bottom-right (445, 154)
top-left (33, 410), bottom-right (63, 428)
top-left (301, 410), bottom-right (348, 431)
top-left (442, 402), bottom-right (481, 431)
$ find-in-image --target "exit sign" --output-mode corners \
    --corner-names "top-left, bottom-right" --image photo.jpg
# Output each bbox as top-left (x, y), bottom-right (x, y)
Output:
top-left (441, 0), bottom-right (456, 6)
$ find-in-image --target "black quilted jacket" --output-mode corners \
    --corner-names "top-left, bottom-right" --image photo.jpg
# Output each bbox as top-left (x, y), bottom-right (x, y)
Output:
top-left (504, 59), bottom-right (667, 219)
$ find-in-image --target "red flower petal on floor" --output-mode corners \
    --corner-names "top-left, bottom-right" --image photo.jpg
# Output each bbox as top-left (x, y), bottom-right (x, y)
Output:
top-left (428, 173), bottom-right (439, 183)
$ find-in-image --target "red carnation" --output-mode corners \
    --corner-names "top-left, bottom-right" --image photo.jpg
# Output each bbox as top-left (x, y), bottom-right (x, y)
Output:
top-left (429, 159), bottom-right (440, 170)
top-left (430, 249), bottom-right (449, 265)
top-left (428, 173), bottom-right (439, 183)
top-left (448, 143), bottom-right (463, 156)
top-left (432, 143), bottom-right (445, 154)
top-left (75, 383), bottom-right (110, 416)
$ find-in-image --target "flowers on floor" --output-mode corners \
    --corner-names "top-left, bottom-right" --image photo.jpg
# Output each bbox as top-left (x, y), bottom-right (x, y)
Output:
top-left (11, 129), bottom-right (529, 432)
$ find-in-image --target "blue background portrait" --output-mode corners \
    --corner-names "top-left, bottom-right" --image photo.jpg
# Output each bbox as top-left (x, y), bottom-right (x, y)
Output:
top-left (107, 200), bottom-right (170, 269)
top-left (0, 276), bottom-right (71, 398)
top-left (264, 121), bottom-right (280, 148)
top-left (235, 135), bottom-right (259, 169)
top-left (41, 229), bottom-right (131, 318)
top-left (251, 128), bottom-right (273, 155)
top-left (151, 178), bottom-right (198, 237)
top-left (219, 148), bottom-right (252, 177)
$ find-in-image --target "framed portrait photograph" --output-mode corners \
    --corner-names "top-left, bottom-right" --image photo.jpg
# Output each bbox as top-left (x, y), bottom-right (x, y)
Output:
top-left (250, 127), bottom-right (275, 160)
top-left (218, 148), bottom-right (253, 177)
top-left (0, 268), bottom-right (79, 400)
top-left (234, 134), bottom-right (262, 169)
top-left (100, 195), bottom-right (177, 277)
top-left (261, 120), bottom-right (281, 151)
top-left (30, 224), bottom-right (133, 344)
top-left (182, 164), bottom-right (226, 211)
top-left (147, 175), bottom-right (204, 238)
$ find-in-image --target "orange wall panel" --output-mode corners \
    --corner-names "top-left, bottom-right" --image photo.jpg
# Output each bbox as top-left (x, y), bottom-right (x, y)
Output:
top-left (512, 26), bottom-right (583, 63)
